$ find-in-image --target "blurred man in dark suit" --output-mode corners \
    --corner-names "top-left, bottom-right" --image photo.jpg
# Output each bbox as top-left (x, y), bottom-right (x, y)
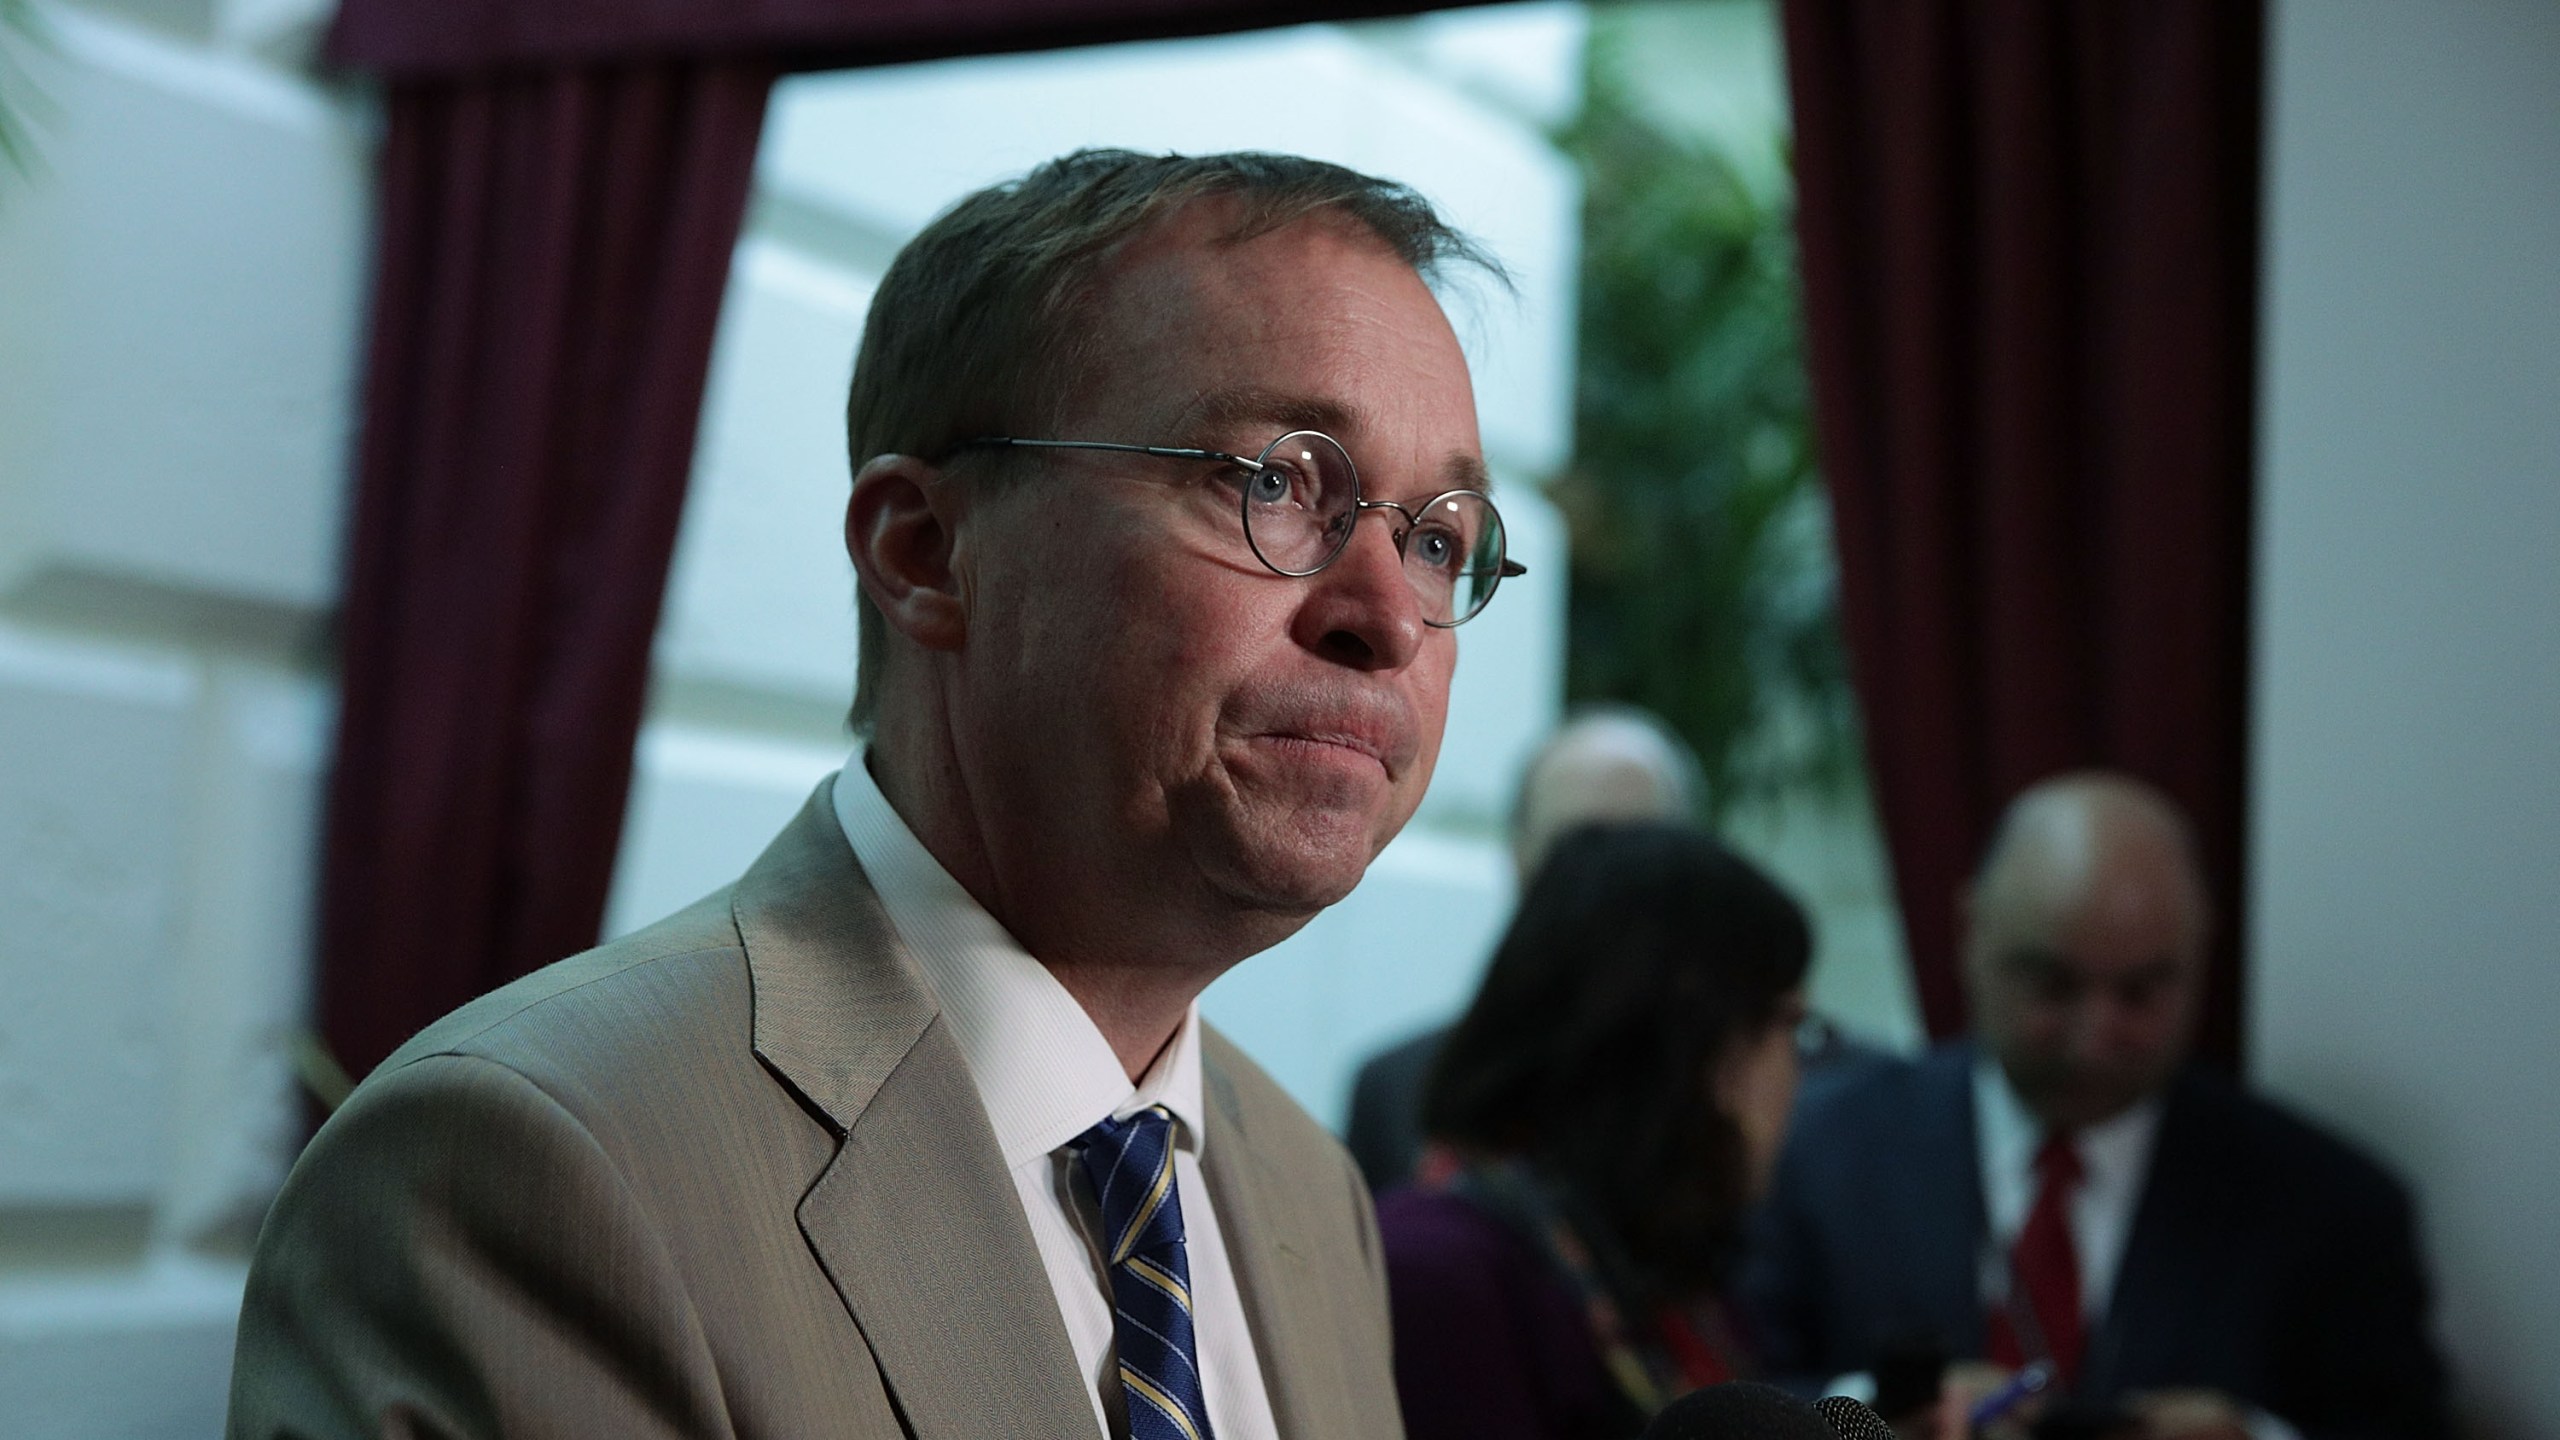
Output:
top-left (1739, 772), bottom-right (2450, 1440)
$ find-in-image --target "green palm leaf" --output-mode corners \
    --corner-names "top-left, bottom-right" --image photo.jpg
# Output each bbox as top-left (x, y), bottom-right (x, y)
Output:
top-left (1555, 28), bottom-right (1858, 820)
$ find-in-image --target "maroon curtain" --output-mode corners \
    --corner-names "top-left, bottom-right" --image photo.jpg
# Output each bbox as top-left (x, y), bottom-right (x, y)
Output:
top-left (1782, 0), bottom-right (2265, 1067)
top-left (317, 61), bottom-right (773, 1077)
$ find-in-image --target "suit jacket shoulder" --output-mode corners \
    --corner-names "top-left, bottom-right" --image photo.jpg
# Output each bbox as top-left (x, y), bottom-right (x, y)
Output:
top-left (234, 784), bottom-right (1408, 1440)
top-left (232, 786), bottom-right (1090, 1439)
top-left (2154, 1067), bottom-right (2412, 1216)
top-left (2100, 1069), bottom-right (2451, 1438)
top-left (1736, 1044), bottom-right (1986, 1385)
top-left (368, 885), bottom-right (748, 1075)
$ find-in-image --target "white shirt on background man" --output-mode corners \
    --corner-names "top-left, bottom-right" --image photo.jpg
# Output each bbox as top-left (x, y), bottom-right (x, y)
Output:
top-left (1969, 1055), bottom-right (2162, 1322)
top-left (1968, 1058), bottom-right (2299, 1440)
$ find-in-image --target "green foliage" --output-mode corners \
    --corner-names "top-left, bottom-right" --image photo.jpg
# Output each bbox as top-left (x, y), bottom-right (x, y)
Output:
top-left (1552, 52), bottom-right (1858, 820)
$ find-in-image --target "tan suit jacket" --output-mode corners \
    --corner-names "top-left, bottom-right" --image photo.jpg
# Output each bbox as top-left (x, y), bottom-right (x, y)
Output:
top-left (229, 784), bottom-right (1403, 1438)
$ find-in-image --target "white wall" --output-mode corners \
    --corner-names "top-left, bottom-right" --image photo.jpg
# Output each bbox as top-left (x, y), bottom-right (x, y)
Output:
top-left (605, 15), bottom-right (1591, 1129)
top-left (0, 3), bottom-right (361, 1433)
top-left (2248, 2), bottom-right (2560, 1435)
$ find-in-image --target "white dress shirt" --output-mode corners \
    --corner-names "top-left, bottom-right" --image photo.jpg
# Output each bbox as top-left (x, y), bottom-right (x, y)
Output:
top-left (832, 751), bottom-right (1281, 1440)
top-left (1969, 1057), bottom-right (2162, 1323)
top-left (1969, 1061), bottom-right (2301, 1440)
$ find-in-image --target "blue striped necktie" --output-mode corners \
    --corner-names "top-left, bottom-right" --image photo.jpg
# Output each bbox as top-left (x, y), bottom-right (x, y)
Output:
top-left (1074, 1105), bottom-right (1217, 1440)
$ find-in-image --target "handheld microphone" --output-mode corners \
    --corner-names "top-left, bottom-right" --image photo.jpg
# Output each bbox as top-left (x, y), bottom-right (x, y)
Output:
top-left (1813, 1394), bottom-right (1898, 1440)
top-left (1640, 1382), bottom-right (1834, 1439)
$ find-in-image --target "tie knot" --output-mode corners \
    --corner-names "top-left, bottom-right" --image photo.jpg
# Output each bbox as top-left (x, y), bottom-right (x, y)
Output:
top-left (1083, 1103), bottom-right (1177, 1153)
top-left (2034, 1131), bottom-right (2084, 1187)
top-left (1076, 1104), bottom-right (1186, 1266)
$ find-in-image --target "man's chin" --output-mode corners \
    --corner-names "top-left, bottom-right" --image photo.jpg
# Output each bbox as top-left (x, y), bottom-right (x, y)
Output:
top-left (1187, 808), bottom-right (1391, 919)
top-left (2023, 1077), bottom-right (2153, 1131)
top-left (1210, 846), bottom-right (1372, 917)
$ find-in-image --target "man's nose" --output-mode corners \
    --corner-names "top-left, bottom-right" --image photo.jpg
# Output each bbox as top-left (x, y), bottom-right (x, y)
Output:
top-left (2064, 1012), bottom-right (2098, 1063)
top-left (2063, 996), bottom-right (2133, 1061)
top-left (1291, 510), bottom-right (1427, 671)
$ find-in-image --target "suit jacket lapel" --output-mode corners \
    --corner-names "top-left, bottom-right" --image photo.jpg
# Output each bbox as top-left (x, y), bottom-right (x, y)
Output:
top-left (797, 1023), bottom-right (1096, 1439)
top-left (2082, 1072), bottom-right (2213, 1400)
top-left (1200, 1058), bottom-right (1350, 1440)
top-left (735, 783), bottom-right (1093, 1440)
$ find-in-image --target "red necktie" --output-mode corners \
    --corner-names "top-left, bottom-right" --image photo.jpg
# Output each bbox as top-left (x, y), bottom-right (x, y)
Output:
top-left (1987, 1131), bottom-right (2087, 1386)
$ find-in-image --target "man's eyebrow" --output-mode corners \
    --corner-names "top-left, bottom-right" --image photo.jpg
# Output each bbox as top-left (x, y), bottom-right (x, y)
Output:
top-left (1443, 451), bottom-right (1493, 495)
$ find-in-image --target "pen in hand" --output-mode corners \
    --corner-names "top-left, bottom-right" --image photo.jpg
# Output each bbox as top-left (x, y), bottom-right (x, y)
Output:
top-left (1967, 1361), bottom-right (2054, 1431)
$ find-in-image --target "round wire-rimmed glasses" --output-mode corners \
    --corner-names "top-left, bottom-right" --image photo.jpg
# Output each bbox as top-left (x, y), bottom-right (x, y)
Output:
top-left (959, 429), bottom-right (1526, 627)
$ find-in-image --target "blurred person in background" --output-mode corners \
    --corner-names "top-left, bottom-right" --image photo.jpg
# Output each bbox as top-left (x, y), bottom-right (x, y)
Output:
top-left (1738, 772), bottom-right (2451, 1440)
top-left (1505, 705), bottom-right (1709, 879)
top-left (1344, 705), bottom-right (1705, 1190)
top-left (1380, 820), bottom-right (1813, 1440)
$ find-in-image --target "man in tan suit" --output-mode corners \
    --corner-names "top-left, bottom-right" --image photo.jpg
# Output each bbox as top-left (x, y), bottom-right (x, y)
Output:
top-left (230, 148), bottom-right (1526, 1438)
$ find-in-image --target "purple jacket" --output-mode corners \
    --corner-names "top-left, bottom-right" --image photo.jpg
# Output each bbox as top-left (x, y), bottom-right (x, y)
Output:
top-left (1377, 1187), bottom-right (1645, 1440)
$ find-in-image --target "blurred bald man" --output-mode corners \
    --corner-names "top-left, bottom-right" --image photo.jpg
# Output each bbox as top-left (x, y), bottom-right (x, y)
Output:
top-left (1506, 705), bottom-right (1705, 879)
top-left (1344, 706), bottom-right (1703, 1190)
top-left (1739, 773), bottom-right (2449, 1440)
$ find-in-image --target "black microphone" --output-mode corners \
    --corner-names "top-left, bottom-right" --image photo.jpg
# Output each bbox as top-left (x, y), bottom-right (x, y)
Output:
top-left (1640, 1382), bottom-right (1835, 1439)
top-left (1813, 1394), bottom-right (1898, 1440)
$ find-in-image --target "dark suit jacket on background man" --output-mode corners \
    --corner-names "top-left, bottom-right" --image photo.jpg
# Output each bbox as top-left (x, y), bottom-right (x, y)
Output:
top-left (1739, 1044), bottom-right (2451, 1439)
top-left (1737, 773), bottom-right (2452, 1440)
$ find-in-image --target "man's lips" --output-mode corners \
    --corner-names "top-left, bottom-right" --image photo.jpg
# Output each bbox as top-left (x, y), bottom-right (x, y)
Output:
top-left (1238, 705), bottom-right (1417, 778)
top-left (1256, 728), bottom-right (1395, 770)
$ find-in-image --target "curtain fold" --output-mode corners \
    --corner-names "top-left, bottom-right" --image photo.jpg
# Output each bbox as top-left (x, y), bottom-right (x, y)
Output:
top-left (317, 59), bottom-right (774, 1078)
top-left (1783, 0), bottom-right (2265, 1066)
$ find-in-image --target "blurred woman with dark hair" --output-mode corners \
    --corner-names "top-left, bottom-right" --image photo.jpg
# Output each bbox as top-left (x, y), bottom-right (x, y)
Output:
top-left (1380, 820), bottom-right (1813, 1440)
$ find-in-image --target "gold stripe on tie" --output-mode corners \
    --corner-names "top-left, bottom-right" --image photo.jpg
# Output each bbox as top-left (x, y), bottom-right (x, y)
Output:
top-left (1112, 1135), bottom-right (1176, 1265)
top-left (1123, 1364), bottom-right (1206, 1440)
top-left (1124, 1253), bottom-right (1193, 1311)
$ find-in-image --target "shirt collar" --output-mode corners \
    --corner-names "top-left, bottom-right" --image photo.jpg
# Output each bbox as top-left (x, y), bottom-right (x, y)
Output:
top-left (829, 746), bottom-right (1208, 1169)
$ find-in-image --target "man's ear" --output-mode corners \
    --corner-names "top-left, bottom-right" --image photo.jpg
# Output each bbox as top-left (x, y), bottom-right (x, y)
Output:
top-left (846, 453), bottom-right (968, 653)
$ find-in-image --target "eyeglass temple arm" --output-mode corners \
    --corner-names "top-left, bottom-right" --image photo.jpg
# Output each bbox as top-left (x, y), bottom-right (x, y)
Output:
top-left (963, 437), bottom-right (1254, 467)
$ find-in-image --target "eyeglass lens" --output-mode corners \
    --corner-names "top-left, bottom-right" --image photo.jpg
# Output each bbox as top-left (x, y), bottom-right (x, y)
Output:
top-left (1241, 431), bottom-right (1509, 627)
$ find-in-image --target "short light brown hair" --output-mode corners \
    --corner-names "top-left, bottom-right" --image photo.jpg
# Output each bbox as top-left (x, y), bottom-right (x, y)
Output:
top-left (843, 147), bottom-right (1500, 731)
